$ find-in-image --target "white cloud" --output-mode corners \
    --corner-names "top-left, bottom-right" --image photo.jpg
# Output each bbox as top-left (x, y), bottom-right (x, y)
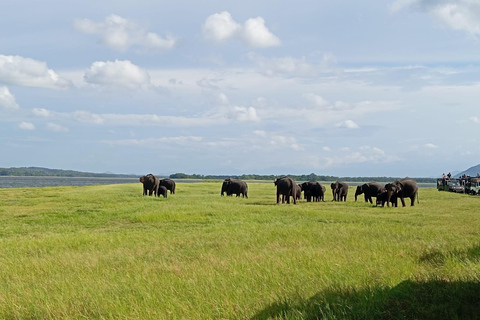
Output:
top-left (0, 55), bottom-right (71, 89)
top-left (19, 121), bottom-right (35, 130)
top-left (84, 60), bottom-right (151, 90)
top-left (32, 108), bottom-right (52, 117)
top-left (242, 17), bottom-right (281, 48)
top-left (46, 122), bottom-right (69, 132)
top-left (336, 120), bottom-right (359, 129)
top-left (248, 53), bottom-right (336, 77)
top-left (230, 106), bottom-right (260, 122)
top-left (304, 93), bottom-right (330, 108)
top-left (202, 11), bottom-right (241, 42)
top-left (202, 11), bottom-right (281, 48)
top-left (73, 111), bottom-right (105, 124)
top-left (424, 143), bottom-right (439, 149)
top-left (213, 93), bottom-right (261, 122)
top-left (74, 14), bottom-right (177, 51)
top-left (393, 0), bottom-right (480, 36)
top-left (469, 116), bottom-right (480, 123)
top-left (0, 87), bottom-right (19, 109)
top-left (253, 130), bottom-right (267, 137)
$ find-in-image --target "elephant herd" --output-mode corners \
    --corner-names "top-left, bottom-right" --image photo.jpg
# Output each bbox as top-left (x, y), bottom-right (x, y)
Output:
top-left (139, 174), bottom-right (176, 198)
top-left (140, 174), bottom-right (419, 207)
top-left (252, 176), bottom-right (418, 207)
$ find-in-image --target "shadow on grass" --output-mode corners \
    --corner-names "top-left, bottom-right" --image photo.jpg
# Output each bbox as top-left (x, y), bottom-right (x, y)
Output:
top-left (251, 279), bottom-right (480, 320)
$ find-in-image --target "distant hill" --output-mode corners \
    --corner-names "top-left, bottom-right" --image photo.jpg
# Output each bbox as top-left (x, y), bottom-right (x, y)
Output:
top-left (0, 167), bottom-right (138, 178)
top-left (456, 164), bottom-right (480, 178)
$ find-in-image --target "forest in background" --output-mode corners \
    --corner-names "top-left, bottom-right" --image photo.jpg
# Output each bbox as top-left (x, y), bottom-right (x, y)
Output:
top-left (0, 167), bottom-right (437, 183)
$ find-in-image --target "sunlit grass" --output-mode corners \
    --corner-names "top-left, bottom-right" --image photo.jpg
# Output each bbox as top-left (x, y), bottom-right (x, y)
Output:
top-left (0, 183), bottom-right (479, 319)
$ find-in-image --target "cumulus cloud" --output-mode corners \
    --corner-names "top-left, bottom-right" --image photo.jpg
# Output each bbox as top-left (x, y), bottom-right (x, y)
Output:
top-left (19, 121), bottom-right (35, 130)
top-left (0, 55), bottom-right (71, 89)
top-left (0, 87), bottom-right (20, 109)
top-left (84, 59), bottom-right (161, 92)
top-left (74, 14), bottom-right (177, 51)
top-left (202, 11), bottom-right (281, 48)
top-left (213, 93), bottom-right (261, 122)
top-left (392, 0), bottom-right (480, 36)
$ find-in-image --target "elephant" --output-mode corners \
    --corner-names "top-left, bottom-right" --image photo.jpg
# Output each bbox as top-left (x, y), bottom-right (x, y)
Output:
top-left (221, 178), bottom-right (248, 198)
top-left (385, 179), bottom-right (419, 207)
top-left (355, 182), bottom-right (385, 204)
top-left (274, 176), bottom-right (298, 204)
top-left (140, 174), bottom-right (159, 196)
top-left (157, 185), bottom-right (168, 198)
top-left (296, 184), bottom-right (302, 200)
top-left (331, 181), bottom-right (348, 201)
top-left (376, 190), bottom-right (398, 207)
top-left (159, 178), bottom-right (176, 194)
top-left (301, 181), bottom-right (325, 202)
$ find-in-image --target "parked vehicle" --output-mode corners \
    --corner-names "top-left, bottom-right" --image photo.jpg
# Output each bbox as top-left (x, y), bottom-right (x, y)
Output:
top-left (465, 178), bottom-right (480, 195)
top-left (437, 178), bottom-right (465, 193)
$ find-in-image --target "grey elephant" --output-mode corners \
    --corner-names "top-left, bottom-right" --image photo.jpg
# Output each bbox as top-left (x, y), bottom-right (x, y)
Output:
top-left (159, 178), bottom-right (176, 194)
top-left (296, 184), bottom-right (303, 200)
top-left (301, 181), bottom-right (325, 202)
top-left (355, 182), bottom-right (385, 204)
top-left (385, 179), bottom-right (419, 207)
top-left (221, 178), bottom-right (248, 198)
top-left (274, 176), bottom-right (298, 204)
top-left (331, 181), bottom-right (348, 201)
top-left (140, 174), bottom-right (159, 196)
top-left (376, 190), bottom-right (397, 207)
top-left (157, 185), bottom-right (168, 198)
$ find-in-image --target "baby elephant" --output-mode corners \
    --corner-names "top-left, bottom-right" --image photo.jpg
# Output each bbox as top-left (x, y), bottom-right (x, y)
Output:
top-left (157, 185), bottom-right (168, 198)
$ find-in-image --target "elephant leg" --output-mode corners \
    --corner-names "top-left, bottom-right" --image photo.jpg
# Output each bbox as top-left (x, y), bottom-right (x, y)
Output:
top-left (367, 196), bottom-right (372, 204)
top-left (400, 197), bottom-right (406, 207)
top-left (410, 196), bottom-right (415, 206)
top-left (277, 192), bottom-right (280, 204)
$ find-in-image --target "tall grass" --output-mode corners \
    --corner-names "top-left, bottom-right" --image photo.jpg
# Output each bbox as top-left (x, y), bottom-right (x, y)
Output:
top-left (0, 182), bottom-right (479, 319)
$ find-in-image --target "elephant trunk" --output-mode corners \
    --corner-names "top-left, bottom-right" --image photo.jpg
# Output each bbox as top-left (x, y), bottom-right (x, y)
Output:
top-left (386, 190), bottom-right (394, 207)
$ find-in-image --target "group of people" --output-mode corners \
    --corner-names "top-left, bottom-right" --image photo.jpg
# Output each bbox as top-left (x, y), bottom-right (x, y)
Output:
top-left (441, 172), bottom-right (452, 180)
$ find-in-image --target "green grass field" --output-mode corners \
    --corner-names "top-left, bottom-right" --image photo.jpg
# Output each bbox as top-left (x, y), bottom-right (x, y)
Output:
top-left (0, 182), bottom-right (479, 319)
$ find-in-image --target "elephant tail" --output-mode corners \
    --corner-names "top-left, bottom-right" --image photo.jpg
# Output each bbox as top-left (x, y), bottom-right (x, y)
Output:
top-left (417, 190), bottom-right (419, 204)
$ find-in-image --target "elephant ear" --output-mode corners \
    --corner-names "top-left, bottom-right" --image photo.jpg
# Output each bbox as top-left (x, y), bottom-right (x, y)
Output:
top-left (395, 181), bottom-right (404, 192)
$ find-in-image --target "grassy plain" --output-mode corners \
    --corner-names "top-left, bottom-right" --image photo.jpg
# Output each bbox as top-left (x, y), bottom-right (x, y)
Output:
top-left (0, 182), bottom-right (479, 319)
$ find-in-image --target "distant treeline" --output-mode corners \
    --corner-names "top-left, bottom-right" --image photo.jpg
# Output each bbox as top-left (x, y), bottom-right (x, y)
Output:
top-left (169, 173), bottom-right (437, 183)
top-left (0, 167), bottom-right (137, 178)
top-left (0, 167), bottom-right (437, 182)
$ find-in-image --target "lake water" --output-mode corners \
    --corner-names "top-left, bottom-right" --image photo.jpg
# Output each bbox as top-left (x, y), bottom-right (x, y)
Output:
top-left (0, 176), bottom-right (436, 189)
top-left (0, 176), bottom-right (140, 188)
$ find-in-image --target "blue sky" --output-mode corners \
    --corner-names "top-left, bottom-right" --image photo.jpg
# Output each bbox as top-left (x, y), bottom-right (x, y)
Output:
top-left (1, 0), bottom-right (480, 177)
